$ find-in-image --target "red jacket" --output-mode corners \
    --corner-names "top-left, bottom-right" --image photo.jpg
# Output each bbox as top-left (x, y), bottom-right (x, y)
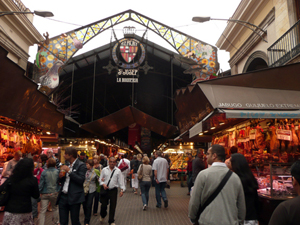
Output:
top-left (34, 167), bottom-right (44, 184)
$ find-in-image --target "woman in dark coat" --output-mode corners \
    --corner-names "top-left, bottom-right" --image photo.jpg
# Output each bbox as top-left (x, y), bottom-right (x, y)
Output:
top-left (229, 153), bottom-right (259, 225)
top-left (2, 158), bottom-right (39, 225)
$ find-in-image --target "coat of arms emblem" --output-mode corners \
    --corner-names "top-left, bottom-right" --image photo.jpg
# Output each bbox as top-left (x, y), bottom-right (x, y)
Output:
top-left (119, 39), bottom-right (139, 63)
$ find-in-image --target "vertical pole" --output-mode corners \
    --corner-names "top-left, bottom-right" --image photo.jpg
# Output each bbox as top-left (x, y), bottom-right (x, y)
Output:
top-left (132, 82), bottom-right (134, 107)
top-left (70, 63), bottom-right (75, 116)
top-left (92, 55), bottom-right (96, 121)
top-left (171, 57), bottom-right (174, 125)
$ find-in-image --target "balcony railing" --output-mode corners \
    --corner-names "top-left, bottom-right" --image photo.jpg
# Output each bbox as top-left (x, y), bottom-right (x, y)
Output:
top-left (268, 19), bottom-right (300, 67)
top-left (11, 0), bottom-right (27, 12)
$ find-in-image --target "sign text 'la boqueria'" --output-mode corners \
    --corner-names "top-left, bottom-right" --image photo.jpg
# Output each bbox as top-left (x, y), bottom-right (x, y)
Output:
top-left (218, 103), bottom-right (300, 109)
top-left (117, 69), bottom-right (139, 83)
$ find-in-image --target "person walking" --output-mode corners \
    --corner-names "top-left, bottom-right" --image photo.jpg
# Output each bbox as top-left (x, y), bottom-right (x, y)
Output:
top-left (1, 150), bottom-right (22, 181)
top-left (118, 154), bottom-right (130, 190)
top-left (99, 154), bottom-right (107, 168)
top-left (269, 160), bottom-right (300, 225)
top-left (188, 144), bottom-right (246, 225)
top-left (1, 158), bottom-right (39, 225)
top-left (79, 152), bottom-right (87, 163)
top-left (186, 153), bottom-right (193, 195)
top-left (40, 154), bottom-right (48, 170)
top-left (130, 155), bottom-right (140, 194)
top-left (82, 159), bottom-right (99, 225)
top-left (47, 149), bottom-right (60, 168)
top-left (93, 155), bottom-right (102, 216)
top-left (32, 158), bottom-right (44, 220)
top-left (192, 149), bottom-right (205, 186)
top-left (137, 156), bottom-right (152, 210)
top-left (99, 157), bottom-right (125, 225)
top-left (152, 150), bottom-right (169, 208)
top-left (38, 158), bottom-right (60, 225)
top-left (57, 147), bottom-right (87, 225)
top-left (229, 153), bottom-right (259, 225)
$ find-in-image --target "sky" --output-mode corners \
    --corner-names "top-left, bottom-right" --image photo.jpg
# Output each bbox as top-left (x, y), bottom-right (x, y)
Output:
top-left (22, 0), bottom-right (241, 72)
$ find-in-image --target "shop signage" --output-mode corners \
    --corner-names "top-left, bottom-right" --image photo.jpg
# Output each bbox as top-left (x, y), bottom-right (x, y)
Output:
top-left (116, 69), bottom-right (138, 83)
top-left (218, 102), bottom-right (300, 110)
top-left (276, 129), bottom-right (292, 141)
top-left (112, 38), bottom-right (146, 83)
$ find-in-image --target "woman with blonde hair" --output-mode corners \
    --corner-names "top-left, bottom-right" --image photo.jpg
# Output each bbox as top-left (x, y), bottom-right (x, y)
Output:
top-left (137, 156), bottom-right (152, 210)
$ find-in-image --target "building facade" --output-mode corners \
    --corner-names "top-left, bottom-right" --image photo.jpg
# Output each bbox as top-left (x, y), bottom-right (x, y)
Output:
top-left (216, 0), bottom-right (300, 75)
top-left (0, 0), bottom-right (43, 70)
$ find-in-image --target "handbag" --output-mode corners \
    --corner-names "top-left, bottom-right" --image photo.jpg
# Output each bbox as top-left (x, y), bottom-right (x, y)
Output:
top-left (118, 159), bottom-right (129, 172)
top-left (138, 164), bottom-right (143, 181)
top-left (99, 169), bottom-right (116, 197)
top-left (83, 170), bottom-right (95, 195)
top-left (0, 178), bottom-right (11, 206)
top-left (194, 170), bottom-right (232, 225)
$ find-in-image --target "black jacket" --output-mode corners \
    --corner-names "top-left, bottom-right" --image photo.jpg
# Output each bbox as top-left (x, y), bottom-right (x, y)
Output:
top-left (56, 159), bottom-right (87, 205)
top-left (100, 159), bottom-right (107, 168)
top-left (192, 157), bottom-right (205, 183)
top-left (4, 176), bottom-right (39, 213)
top-left (130, 159), bottom-right (141, 173)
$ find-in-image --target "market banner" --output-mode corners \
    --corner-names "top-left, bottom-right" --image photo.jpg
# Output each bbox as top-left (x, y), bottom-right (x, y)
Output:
top-left (128, 123), bottom-right (141, 148)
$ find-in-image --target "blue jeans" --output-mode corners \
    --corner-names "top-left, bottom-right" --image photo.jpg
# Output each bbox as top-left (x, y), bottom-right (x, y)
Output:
top-left (140, 181), bottom-right (151, 206)
top-left (155, 182), bottom-right (167, 207)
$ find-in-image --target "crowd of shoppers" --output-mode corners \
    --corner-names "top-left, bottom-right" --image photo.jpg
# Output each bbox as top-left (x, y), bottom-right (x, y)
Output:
top-left (2, 143), bottom-right (300, 225)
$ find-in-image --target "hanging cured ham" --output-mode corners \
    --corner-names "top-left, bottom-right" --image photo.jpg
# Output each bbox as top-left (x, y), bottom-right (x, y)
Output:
top-left (254, 126), bottom-right (266, 152)
top-left (285, 124), bottom-right (292, 153)
top-left (270, 126), bottom-right (280, 155)
top-left (290, 123), bottom-right (299, 153)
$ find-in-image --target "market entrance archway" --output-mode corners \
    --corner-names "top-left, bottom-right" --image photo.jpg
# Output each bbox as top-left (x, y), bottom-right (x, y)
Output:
top-left (34, 10), bottom-right (219, 90)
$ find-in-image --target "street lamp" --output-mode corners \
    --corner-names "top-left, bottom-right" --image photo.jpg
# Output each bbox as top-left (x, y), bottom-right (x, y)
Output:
top-left (192, 16), bottom-right (267, 43)
top-left (0, 10), bottom-right (54, 18)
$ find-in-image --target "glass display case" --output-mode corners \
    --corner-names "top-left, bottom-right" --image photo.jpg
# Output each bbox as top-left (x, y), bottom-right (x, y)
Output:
top-left (251, 163), bottom-right (296, 200)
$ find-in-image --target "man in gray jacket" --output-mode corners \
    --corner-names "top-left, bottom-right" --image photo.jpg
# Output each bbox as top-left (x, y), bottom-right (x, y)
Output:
top-left (188, 144), bottom-right (246, 225)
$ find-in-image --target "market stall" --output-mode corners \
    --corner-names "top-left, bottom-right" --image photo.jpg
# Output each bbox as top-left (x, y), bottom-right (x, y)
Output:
top-left (0, 116), bottom-right (43, 173)
top-left (174, 63), bottom-right (300, 224)
top-left (163, 141), bottom-right (206, 183)
top-left (207, 116), bottom-right (298, 224)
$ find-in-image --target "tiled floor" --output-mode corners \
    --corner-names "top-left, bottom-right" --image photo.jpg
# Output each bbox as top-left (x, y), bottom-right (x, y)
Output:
top-left (0, 181), bottom-right (191, 225)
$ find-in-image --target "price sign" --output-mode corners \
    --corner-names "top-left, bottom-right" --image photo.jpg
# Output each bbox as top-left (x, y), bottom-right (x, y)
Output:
top-left (238, 138), bottom-right (250, 143)
top-left (276, 129), bottom-right (292, 141)
top-left (249, 130), bottom-right (256, 140)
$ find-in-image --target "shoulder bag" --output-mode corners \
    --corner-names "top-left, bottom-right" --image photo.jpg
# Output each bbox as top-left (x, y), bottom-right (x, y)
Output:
top-left (83, 170), bottom-right (95, 195)
top-left (0, 178), bottom-right (11, 206)
top-left (118, 159), bottom-right (129, 172)
top-left (99, 169), bottom-right (116, 197)
top-left (194, 170), bottom-right (232, 225)
top-left (138, 164), bottom-right (143, 181)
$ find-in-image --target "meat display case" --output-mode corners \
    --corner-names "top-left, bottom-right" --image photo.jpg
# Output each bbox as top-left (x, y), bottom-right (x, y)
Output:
top-left (250, 163), bottom-right (297, 224)
top-left (251, 163), bottom-right (296, 200)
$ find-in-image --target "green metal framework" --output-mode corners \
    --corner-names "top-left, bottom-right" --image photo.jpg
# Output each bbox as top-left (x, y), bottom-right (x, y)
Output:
top-left (35, 10), bottom-right (218, 83)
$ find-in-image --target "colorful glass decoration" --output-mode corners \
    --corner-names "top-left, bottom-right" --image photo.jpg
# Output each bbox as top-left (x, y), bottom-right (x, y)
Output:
top-left (34, 10), bottom-right (218, 91)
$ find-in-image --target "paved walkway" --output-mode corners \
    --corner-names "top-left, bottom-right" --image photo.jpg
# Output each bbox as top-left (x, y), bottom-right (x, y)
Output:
top-left (0, 181), bottom-right (191, 225)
